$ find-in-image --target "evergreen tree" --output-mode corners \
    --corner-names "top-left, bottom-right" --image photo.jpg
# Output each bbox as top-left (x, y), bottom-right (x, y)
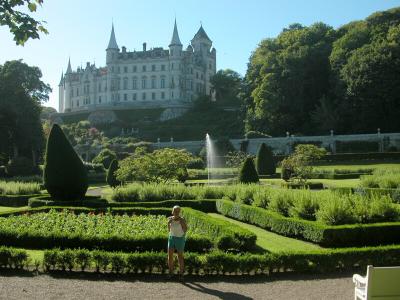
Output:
top-left (238, 157), bottom-right (259, 184)
top-left (256, 143), bottom-right (276, 175)
top-left (43, 124), bottom-right (88, 200)
top-left (107, 159), bottom-right (121, 188)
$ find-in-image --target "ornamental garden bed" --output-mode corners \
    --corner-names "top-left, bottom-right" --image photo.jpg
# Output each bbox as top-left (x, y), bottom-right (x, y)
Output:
top-left (0, 207), bottom-right (256, 252)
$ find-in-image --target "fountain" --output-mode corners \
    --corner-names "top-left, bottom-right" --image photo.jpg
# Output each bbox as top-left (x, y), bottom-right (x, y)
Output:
top-left (206, 133), bottom-right (216, 184)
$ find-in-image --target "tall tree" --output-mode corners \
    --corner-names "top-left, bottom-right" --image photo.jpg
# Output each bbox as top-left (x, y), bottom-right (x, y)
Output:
top-left (243, 22), bottom-right (336, 135)
top-left (210, 69), bottom-right (242, 105)
top-left (0, 60), bottom-right (51, 163)
top-left (0, 0), bottom-right (48, 45)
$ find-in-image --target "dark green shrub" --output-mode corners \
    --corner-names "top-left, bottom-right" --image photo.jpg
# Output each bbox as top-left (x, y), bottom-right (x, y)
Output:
top-left (75, 249), bottom-right (91, 271)
top-left (43, 124), bottom-right (88, 200)
top-left (256, 143), bottom-right (275, 175)
top-left (176, 168), bottom-right (189, 183)
top-left (106, 159), bottom-right (120, 188)
top-left (187, 157), bottom-right (205, 169)
top-left (6, 156), bottom-right (34, 176)
top-left (238, 157), bottom-right (259, 184)
top-left (110, 253), bottom-right (126, 273)
top-left (92, 149), bottom-right (117, 169)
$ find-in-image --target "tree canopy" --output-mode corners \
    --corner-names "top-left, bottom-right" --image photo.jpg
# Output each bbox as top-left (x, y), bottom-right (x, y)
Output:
top-left (0, 60), bottom-right (51, 163)
top-left (0, 0), bottom-right (48, 45)
top-left (243, 7), bottom-right (400, 135)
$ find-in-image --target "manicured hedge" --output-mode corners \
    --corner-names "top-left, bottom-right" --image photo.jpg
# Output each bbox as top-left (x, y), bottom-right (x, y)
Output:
top-left (28, 195), bottom-right (107, 208)
top-left (182, 208), bottom-right (256, 251)
top-left (280, 182), bottom-right (324, 190)
top-left (108, 199), bottom-right (217, 213)
top-left (0, 194), bottom-right (42, 207)
top-left (39, 245), bottom-right (400, 274)
top-left (216, 200), bottom-right (400, 247)
top-left (0, 246), bottom-right (28, 269)
top-left (0, 206), bottom-right (255, 251)
top-left (275, 152), bottom-right (400, 163)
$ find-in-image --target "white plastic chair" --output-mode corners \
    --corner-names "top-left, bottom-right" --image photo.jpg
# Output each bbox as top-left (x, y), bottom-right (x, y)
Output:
top-left (353, 265), bottom-right (400, 300)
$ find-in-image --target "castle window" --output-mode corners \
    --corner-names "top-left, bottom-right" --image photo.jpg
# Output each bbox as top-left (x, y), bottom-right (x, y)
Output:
top-left (117, 66), bottom-right (120, 73)
top-left (133, 93), bottom-right (137, 101)
top-left (160, 77), bottom-right (165, 89)
top-left (112, 53), bottom-right (115, 59)
top-left (142, 65), bottom-right (146, 72)
top-left (191, 68), bottom-right (193, 74)
top-left (152, 65), bottom-right (156, 71)
top-left (142, 92), bottom-right (146, 100)
top-left (98, 83), bottom-right (101, 92)
top-left (161, 92), bottom-right (165, 99)
top-left (171, 91), bottom-right (174, 99)
top-left (99, 96), bottom-right (102, 103)
top-left (77, 100), bottom-right (80, 107)
top-left (77, 88), bottom-right (79, 96)
top-left (151, 77), bottom-right (156, 89)
top-left (124, 93), bottom-right (128, 101)
top-left (70, 89), bottom-right (73, 97)
top-left (133, 66), bottom-right (137, 72)
top-left (201, 74), bottom-right (204, 80)
top-left (161, 65), bottom-right (165, 71)
top-left (209, 63), bottom-right (212, 69)
top-left (123, 78), bottom-right (128, 90)
top-left (171, 50), bottom-right (174, 56)
top-left (196, 72), bottom-right (199, 79)
top-left (132, 78), bottom-right (137, 89)
top-left (111, 66), bottom-right (114, 72)
top-left (142, 77), bottom-right (147, 89)
top-left (124, 66), bottom-right (128, 73)
top-left (152, 92), bottom-right (156, 100)
top-left (171, 63), bottom-right (174, 70)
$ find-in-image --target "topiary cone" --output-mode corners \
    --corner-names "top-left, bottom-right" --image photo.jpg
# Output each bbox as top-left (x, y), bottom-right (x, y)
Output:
top-left (43, 124), bottom-right (88, 200)
top-left (256, 143), bottom-right (276, 175)
top-left (107, 159), bottom-right (121, 188)
top-left (239, 157), bottom-right (259, 184)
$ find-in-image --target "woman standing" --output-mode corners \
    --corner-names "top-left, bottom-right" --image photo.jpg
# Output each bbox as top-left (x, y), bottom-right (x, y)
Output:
top-left (167, 205), bottom-right (187, 280)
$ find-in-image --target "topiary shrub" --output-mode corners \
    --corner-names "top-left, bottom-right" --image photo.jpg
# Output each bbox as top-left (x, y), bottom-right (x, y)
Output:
top-left (238, 157), bottom-right (259, 184)
top-left (43, 124), bottom-right (88, 200)
top-left (92, 149), bottom-right (117, 169)
top-left (107, 159), bottom-right (121, 188)
top-left (6, 157), bottom-right (34, 177)
top-left (176, 168), bottom-right (189, 183)
top-left (256, 143), bottom-right (275, 175)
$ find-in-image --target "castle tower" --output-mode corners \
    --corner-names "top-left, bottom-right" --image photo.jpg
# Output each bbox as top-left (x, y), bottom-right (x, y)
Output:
top-left (58, 71), bottom-right (64, 112)
top-left (106, 23), bottom-right (119, 65)
top-left (169, 19), bottom-right (183, 101)
top-left (191, 25), bottom-right (212, 58)
top-left (63, 58), bottom-right (72, 111)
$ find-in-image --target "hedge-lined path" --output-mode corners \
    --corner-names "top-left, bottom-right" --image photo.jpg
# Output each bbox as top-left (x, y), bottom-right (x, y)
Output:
top-left (0, 272), bottom-right (354, 299)
top-left (208, 213), bottom-right (324, 253)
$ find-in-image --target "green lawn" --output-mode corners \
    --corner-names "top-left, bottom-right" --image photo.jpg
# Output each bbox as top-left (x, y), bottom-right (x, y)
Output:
top-left (208, 213), bottom-right (324, 253)
top-left (0, 206), bottom-right (28, 213)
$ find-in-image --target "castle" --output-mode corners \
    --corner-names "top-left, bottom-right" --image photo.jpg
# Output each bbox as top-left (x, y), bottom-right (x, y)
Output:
top-left (58, 20), bottom-right (216, 114)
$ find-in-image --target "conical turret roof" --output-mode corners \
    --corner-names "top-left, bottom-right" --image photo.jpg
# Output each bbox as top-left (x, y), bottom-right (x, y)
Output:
top-left (107, 23), bottom-right (119, 50)
top-left (59, 71), bottom-right (64, 85)
top-left (66, 58), bottom-right (72, 74)
top-left (192, 25), bottom-right (211, 42)
top-left (169, 19), bottom-right (182, 46)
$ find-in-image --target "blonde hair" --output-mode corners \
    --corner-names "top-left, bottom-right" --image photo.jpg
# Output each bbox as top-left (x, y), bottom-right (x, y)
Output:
top-left (172, 205), bottom-right (181, 214)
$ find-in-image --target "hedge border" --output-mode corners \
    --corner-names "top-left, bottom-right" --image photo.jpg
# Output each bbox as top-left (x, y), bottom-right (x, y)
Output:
top-left (0, 194), bottom-right (42, 207)
top-left (2, 245), bottom-right (400, 275)
top-left (0, 205), bottom-right (255, 252)
top-left (216, 199), bottom-right (400, 247)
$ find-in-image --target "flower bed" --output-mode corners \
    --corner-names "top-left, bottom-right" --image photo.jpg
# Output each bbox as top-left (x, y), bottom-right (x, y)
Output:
top-left (216, 199), bottom-right (400, 247)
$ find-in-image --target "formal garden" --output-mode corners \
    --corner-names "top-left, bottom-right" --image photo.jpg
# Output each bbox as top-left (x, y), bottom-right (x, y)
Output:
top-left (1, 122), bottom-right (400, 277)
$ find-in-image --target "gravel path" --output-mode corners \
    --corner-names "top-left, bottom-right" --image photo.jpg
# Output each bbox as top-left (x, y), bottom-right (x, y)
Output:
top-left (0, 272), bottom-right (355, 300)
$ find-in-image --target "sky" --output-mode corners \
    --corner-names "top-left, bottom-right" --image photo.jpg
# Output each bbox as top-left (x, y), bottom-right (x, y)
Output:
top-left (1, 0), bottom-right (400, 111)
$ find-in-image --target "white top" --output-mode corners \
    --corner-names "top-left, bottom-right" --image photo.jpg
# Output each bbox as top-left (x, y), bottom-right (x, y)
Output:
top-left (169, 219), bottom-right (185, 237)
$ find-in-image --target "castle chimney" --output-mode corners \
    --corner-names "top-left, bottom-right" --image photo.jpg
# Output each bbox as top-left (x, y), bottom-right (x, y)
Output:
top-left (143, 42), bottom-right (147, 51)
top-left (122, 46), bottom-right (126, 53)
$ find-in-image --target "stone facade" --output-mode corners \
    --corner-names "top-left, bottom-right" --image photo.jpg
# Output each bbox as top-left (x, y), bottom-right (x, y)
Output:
top-left (58, 20), bottom-right (216, 113)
